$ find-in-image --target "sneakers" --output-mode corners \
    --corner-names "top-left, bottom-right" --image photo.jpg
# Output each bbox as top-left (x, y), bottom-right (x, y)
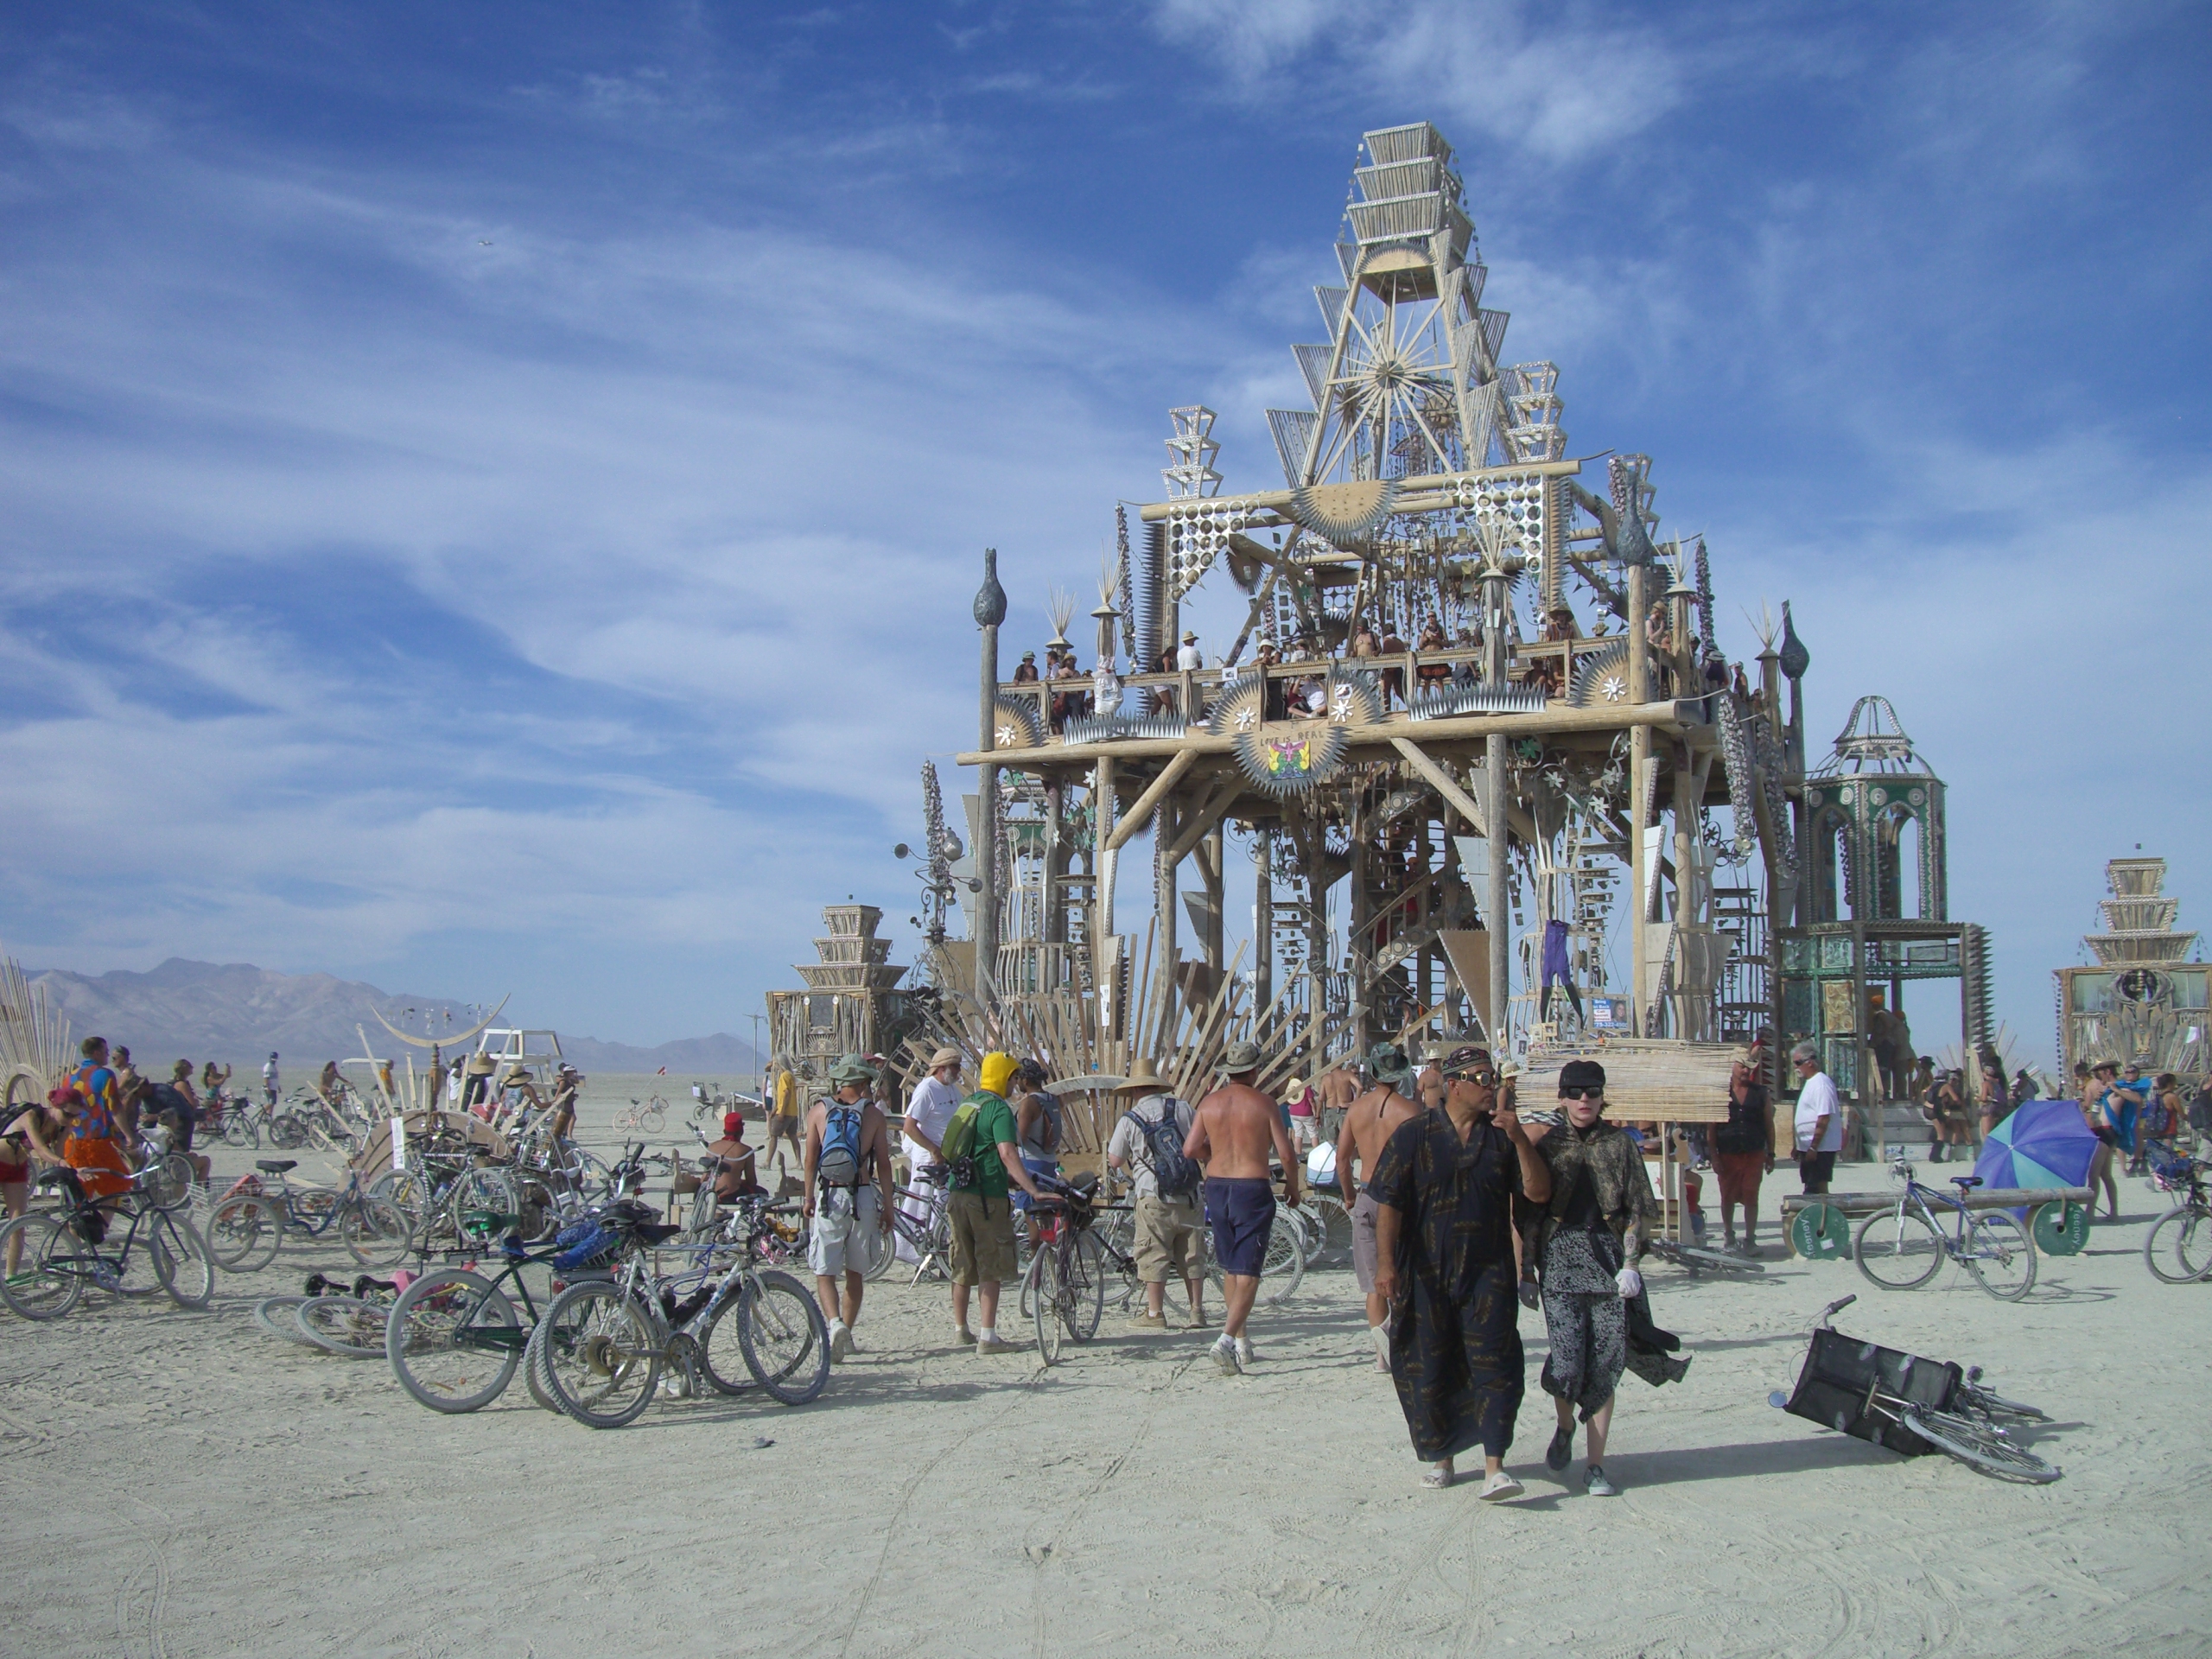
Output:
top-left (1584, 1464), bottom-right (1620, 1497)
top-left (828, 1320), bottom-right (853, 1363)
top-left (1478, 1471), bottom-right (1525, 1502)
top-left (1185, 1307), bottom-right (1210, 1330)
top-left (1129, 1311), bottom-right (1167, 1330)
top-left (1546, 1423), bottom-right (1573, 1472)
top-left (1233, 1335), bottom-right (1256, 1369)
top-left (954, 1325), bottom-right (976, 1348)
top-left (975, 1334), bottom-right (1017, 1355)
top-left (1211, 1333), bottom-right (1243, 1375)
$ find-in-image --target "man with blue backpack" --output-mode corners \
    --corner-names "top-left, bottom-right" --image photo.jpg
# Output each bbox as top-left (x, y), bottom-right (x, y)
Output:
top-left (803, 1052), bottom-right (897, 1363)
top-left (1104, 1059), bottom-right (1206, 1331)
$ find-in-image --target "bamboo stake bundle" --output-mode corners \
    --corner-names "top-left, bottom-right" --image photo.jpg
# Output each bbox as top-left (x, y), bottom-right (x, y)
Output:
top-left (0, 947), bottom-right (72, 1097)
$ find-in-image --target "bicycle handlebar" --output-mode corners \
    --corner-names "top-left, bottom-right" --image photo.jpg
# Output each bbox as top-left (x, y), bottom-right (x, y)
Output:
top-left (1817, 1294), bottom-right (1857, 1330)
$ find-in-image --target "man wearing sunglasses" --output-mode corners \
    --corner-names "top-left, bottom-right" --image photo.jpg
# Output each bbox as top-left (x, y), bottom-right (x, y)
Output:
top-left (1369, 1046), bottom-right (1551, 1497)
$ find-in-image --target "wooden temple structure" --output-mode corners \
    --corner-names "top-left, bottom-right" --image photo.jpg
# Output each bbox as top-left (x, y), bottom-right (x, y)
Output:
top-left (941, 120), bottom-right (1810, 1090)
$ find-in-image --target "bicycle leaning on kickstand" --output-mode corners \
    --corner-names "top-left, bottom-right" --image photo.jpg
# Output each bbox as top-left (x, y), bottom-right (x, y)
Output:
top-left (1853, 1162), bottom-right (2037, 1302)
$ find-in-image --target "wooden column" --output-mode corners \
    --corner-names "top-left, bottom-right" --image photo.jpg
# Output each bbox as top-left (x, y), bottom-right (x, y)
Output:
top-left (1627, 562), bottom-right (1651, 1035)
top-left (1255, 827), bottom-right (1274, 1014)
top-left (1154, 798), bottom-right (1179, 1040)
top-left (1092, 756), bottom-right (1117, 1001)
top-left (1202, 821), bottom-right (1226, 975)
top-left (1483, 564), bottom-right (1512, 1050)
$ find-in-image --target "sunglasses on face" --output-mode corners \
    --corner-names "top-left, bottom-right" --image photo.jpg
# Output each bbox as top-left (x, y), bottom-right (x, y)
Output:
top-left (1559, 1086), bottom-right (1603, 1101)
top-left (1446, 1069), bottom-right (1497, 1087)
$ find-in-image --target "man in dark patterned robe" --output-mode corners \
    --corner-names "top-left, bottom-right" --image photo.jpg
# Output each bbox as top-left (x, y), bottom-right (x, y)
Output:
top-left (1370, 1048), bottom-right (1552, 1497)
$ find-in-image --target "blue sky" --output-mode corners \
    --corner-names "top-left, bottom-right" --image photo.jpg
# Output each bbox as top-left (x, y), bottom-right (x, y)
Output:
top-left (2, 2), bottom-right (2205, 1054)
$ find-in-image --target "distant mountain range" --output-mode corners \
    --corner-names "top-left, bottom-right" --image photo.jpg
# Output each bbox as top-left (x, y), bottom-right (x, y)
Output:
top-left (22, 958), bottom-right (760, 1078)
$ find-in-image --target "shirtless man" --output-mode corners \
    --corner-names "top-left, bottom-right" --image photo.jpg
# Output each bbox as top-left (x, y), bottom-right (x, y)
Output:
top-left (1185, 1040), bottom-right (1301, 1376)
top-left (1313, 1062), bottom-right (1362, 1145)
top-left (1336, 1041), bottom-right (1423, 1371)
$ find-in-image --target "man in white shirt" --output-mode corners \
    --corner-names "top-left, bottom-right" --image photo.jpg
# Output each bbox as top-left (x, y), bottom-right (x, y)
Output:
top-left (262, 1052), bottom-right (280, 1109)
top-left (897, 1048), bottom-right (964, 1264)
top-left (1175, 630), bottom-right (1202, 671)
top-left (1789, 1041), bottom-right (1844, 1195)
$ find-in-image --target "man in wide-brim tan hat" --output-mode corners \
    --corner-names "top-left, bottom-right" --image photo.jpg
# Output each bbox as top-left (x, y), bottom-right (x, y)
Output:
top-left (1103, 1058), bottom-right (1206, 1331)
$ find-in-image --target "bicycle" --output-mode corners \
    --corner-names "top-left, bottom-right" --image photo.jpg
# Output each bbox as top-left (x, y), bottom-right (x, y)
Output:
top-left (218, 1091), bottom-right (285, 1150)
top-left (1853, 1161), bottom-right (2036, 1301)
top-left (296, 1273), bottom-right (406, 1357)
top-left (1077, 1180), bottom-right (1305, 1317)
top-left (868, 1166), bottom-right (952, 1283)
top-left (612, 1096), bottom-right (667, 1135)
top-left (533, 1200), bottom-right (830, 1425)
top-left (385, 1230), bottom-right (586, 1410)
top-left (2143, 1152), bottom-right (2212, 1283)
top-left (0, 1164), bottom-right (215, 1318)
top-left (1645, 1235), bottom-right (1766, 1278)
top-left (1770, 1294), bottom-right (2059, 1482)
top-left (1020, 1173), bottom-right (1109, 1364)
top-left (207, 1159), bottom-right (412, 1271)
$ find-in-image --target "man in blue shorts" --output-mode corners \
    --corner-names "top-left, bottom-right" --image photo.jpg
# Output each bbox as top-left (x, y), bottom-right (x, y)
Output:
top-left (1185, 1040), bottom-right (1302, 1375)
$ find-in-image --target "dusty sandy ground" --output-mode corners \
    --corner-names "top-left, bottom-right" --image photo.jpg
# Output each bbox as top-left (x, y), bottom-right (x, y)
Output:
top-left (3, 1092), bottom-right (2208, 1659)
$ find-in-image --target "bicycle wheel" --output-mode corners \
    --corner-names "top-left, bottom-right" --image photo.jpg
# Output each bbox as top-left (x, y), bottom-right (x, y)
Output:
top-left (206, 1195), bottom-right (282, 1272)
top-left (1961, 1211), bottom-right (2036, 1302)
top-left (269, 1114), bottom-right (308, 1150)
top-left (1062, 1231), bottom-right (1105, 1342)
top-left (341, 1197), bottom-right (413, 1268)
top-left (2144, 1203), bottom-right (2212, 1283)
top-left (1031, 1249), bottom-right (1063, 1365)
top-left (540, 1281), bottom-right (660, 1427)
top-left (114, 1219), bottom-right (167, 1298)
top-left (254, 1294), bottom-right (320, 1344)
top-left (151, 1214), bottom-right (214, 1309)
top-left (296, 1295), bottom-right (389, 1357)
top-left (1955, 1382), bottom-right (2049, 1424)
top-left (1307, 1193), bottom-right (1354, 1264)
top-left (1853, 1205), bottom-right (1947, 1290)
top-left (642, 1103), bottom-right (665, 1134)
top-left (0, 1214), bottom-right (82, 1319)
top-left (1254, 1210), bottom-right (1307, 1307)
top-left (385, 1269), bottom-right (522, 1412)
top-left (220, 1114), bottom-right (255, 1149)
top-left (1903, 1406), bottom-right (2062, 1484)
top-left (696, 1287), bottom-right (757, 1395)
top-left (141, 1153), bottom-right (194, 1212)
top-left (736, 1268), bottom-right (829, 1405)
top-left (523, 1319), bottom-right (563, 1412)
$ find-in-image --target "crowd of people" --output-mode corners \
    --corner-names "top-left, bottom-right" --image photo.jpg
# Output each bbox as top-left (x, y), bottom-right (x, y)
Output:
top-left (760, 1032), bottom-right (1702, 1497)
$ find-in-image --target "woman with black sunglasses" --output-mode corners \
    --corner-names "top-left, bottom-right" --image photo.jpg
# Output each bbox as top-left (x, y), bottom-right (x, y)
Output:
top-left (1528, 1058), bottom-right (1680, 1497)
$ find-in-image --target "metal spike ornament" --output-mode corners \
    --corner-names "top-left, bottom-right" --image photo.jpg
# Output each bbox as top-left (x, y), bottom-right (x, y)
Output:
top-left (1778, 601), bottom-right (1809, 681)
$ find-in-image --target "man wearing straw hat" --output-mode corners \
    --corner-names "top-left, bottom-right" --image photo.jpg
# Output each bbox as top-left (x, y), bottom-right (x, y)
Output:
top-left (1185, 1039), bottom-right (1302, 1375)
top-left (1104, 1059), bottom-right (1205, 1331)
top-left (897, 1048), bottom-right (964, 1266)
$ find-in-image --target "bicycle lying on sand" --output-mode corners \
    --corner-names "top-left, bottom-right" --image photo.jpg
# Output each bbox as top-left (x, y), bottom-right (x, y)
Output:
top-left (1770, 1294), bottom-right (2059, 1482)
top-left (207, 1159), bottom-right (412, 1272)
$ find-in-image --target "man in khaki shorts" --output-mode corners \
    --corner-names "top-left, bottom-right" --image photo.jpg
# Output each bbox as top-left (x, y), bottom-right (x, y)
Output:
top-left (1337, 1040), bottom-right (1423, 1371)
top-left (944, 1052), bottom-right (1046, 1353)
top-left (1104, 1059), bottom-right (1205, 1330)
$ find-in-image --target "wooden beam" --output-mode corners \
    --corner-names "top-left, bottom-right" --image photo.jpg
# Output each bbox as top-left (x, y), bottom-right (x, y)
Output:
top-left (1389, 736), bottom-right (1488, 835)
top-left (1102, 749), bottom-right (1197, 854)
top-left (1166, 777), bottom-right (1240, 866)
top-left (958, 698), bottom-right (1697, 767)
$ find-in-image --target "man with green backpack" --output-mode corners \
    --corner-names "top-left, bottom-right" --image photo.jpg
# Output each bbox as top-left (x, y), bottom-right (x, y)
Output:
top-left (938, 1051), bottom-right (1048, 1353)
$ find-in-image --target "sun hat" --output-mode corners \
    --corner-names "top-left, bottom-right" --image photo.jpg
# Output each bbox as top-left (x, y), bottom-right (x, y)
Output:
top-left (927, 1046), bottom-right (963, 1071)
top-left (1220, 1039), bottom-right (1263, 1075)
top-left (1365, 1040), bottom-right (1414, 1088)
top-left (1111, 1058), bottom-right (1167, 1095)
top-left (829, 1052), bottom-right (877, 1086)
top-left (1281, 1077), bottom-right (1306, 1096)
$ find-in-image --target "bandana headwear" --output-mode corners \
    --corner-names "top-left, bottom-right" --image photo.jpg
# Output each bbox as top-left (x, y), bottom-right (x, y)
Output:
top-left (979, 1052), bottom-right (1019, 1099)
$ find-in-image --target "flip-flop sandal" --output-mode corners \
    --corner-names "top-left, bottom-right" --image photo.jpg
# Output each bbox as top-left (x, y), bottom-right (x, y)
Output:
top-left (1478, 1472), bottom-right (1525, 1503)
top-left (1421, 1465), bottom-right (1454, 1489)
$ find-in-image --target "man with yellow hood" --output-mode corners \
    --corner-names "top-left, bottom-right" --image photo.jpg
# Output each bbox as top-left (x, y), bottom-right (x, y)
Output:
top-left (939, 1051), bottom-right (1048, 1353)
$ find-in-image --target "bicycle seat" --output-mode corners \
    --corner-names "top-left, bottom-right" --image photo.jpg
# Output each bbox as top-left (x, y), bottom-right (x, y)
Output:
top-left (1065, 1170), bottom-right (1101, 1198)
top-left (256, 1159), bottom-right (298, 1173)
top-left (1950, 1175), bottom-right (1983, 1191)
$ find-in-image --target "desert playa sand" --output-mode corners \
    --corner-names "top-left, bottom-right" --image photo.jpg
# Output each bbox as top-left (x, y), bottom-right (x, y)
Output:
top-left (3, 1122), bottom-right (2208, 1659)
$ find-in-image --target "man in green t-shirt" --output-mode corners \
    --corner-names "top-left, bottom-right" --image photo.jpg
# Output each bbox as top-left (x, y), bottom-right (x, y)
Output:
top-left (947, 1052), bottom-right (1046, 1354)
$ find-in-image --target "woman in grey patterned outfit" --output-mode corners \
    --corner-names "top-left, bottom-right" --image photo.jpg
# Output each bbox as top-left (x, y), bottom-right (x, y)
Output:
top-left (1529, 1058), bottom-right (1681, 1497)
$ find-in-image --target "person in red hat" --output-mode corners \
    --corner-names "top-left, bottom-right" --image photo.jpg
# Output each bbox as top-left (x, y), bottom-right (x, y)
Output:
top-left (705, 1109), bottom-right (759, 1203)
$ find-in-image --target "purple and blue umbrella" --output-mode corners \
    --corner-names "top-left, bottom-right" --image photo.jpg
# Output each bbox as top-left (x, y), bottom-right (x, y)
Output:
top-left (1974, 1096), bottom-right (2099, 1192)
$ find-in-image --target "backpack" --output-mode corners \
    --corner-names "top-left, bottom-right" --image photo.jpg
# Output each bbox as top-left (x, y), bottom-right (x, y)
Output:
top-left (938, 1095), bottom-right (989, 1188)
top-left (1137, 1099), bottom-right (1201, 1205)
top-left (817, 1103), bottom-right (866, 1188)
